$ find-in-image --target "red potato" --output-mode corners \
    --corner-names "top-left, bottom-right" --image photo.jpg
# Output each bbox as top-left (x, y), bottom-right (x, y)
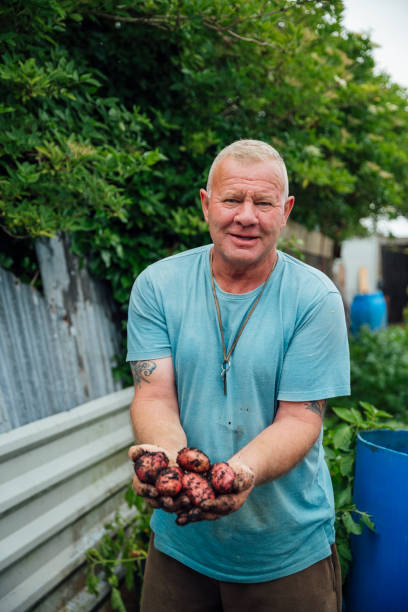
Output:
top-left (210, 462), bottom-right (235, 494)
top-left (177, 447), bottom-right (211, 473)
top-left (182, 472), bottom-right (215, 506)
top-left (133, 451), bottom-right (169, 484)
top-left (155, 466), bottom-right (183, 497)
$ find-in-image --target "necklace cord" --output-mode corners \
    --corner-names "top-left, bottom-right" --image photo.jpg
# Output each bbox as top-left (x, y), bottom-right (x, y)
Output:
top-left (210, 250), bottom-right (278, 366)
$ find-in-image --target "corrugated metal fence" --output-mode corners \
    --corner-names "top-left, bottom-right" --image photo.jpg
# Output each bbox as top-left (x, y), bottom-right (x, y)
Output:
top-left (0, 234), bottom-right (122, 433)
top-left (0, 387), bottom-right (135, 612)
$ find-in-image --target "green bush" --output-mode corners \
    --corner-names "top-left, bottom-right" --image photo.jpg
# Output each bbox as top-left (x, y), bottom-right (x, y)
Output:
top-left (2, 0), bottom-right (408, 308)
top-left (333, 326), bottom-right (408, 424)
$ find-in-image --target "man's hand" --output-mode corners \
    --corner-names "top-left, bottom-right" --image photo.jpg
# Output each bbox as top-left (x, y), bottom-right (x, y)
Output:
top-left (129, 443), bottom-right (166, 505)
top-left (130, 445), bottom-right (255, 523)
top-left (129, 443), bottom-right (193, 512)
top-left (129, 443), bottom-right (176, 464)
top-left (176, 460), bottom-right (255, 525)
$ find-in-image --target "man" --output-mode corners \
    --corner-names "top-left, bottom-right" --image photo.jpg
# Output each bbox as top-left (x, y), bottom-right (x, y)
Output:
top-left (126, 140), bottom-right (349, 611)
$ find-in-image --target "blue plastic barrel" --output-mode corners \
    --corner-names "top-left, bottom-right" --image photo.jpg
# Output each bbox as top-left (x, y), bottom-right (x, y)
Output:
top-left (345, 430), bottom-right (408, 612)
top-left (350, 291), bottom-right (387, 334)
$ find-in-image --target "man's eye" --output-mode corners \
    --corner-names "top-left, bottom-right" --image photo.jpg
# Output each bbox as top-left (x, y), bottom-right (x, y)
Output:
top-left (256, 201), bottom-right (272, 207)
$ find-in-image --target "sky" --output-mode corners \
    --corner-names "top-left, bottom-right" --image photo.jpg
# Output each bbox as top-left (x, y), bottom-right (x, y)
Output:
top-left (342, 0), bottom-right (408, 89)
top-left (342, 0), bottom-right (408, 237)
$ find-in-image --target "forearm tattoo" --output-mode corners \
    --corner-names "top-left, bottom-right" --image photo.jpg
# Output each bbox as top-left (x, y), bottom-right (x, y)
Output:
top-left (130, 360), bottom-right (157, 387)
top-left (303, 399), bottom-right (327, 417)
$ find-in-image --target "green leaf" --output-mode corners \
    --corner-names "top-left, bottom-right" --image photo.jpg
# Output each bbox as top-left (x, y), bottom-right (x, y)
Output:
top-left (339, 453), bottom-right (354, 476)
top-left (125, 486), bottom-right (137, 507)
top-left (374, 409), bottom-right (394, 419)
top-left (324, 446), bottom-right (336, 461)
top-left (359, 512), bottom-right (375, 532)
top-left (86, 571), bottom-right (100, 596)
top-left (332, 407), bottom-right (359, 424)
top-left (335, 485), bottom-right (352, 508)
top-left (350, 407), bottom-right (365, 426)
top-left (101, 250), bottom-right (111, 267)
top-left (358, 401), bottom-right (377, 416)
top-left (342, 511), bottom-right (363, 535)
top-left (108, 574), bottom-right (119, 588)
top-left (0, 253), bottom-right (13, 269)
top-left (333, 423), bottom-right (354, 450)
top-left (337, 539), bottom-right (353, 561)
top-left (111, 586), bottom-right (127, 612)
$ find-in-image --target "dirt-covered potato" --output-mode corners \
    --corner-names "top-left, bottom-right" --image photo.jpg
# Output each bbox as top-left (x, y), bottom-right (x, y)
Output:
top-left (181, 472), bottom-right (215, 506)
top-left (177, 447), bottom-right (211, 473)
top-left (133, 451), bottom-right (169, 484)
top-left (210, 462), bottom-right (235, 494)
top-left (155, 466), bottom-right (183, 497)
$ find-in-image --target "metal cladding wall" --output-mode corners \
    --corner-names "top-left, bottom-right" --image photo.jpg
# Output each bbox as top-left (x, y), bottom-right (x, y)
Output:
top-left (0, 234), bottom-right (122, 433)
top-left (0, 387), bottom-right (135, 612)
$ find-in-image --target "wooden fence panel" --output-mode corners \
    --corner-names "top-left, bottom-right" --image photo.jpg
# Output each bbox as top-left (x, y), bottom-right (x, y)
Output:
top-left (280, 220), bottom-right (334, 276)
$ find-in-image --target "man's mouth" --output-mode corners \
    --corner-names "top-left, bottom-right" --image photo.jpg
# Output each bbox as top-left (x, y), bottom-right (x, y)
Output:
top-left (230, 234), bottom-right (258, 241)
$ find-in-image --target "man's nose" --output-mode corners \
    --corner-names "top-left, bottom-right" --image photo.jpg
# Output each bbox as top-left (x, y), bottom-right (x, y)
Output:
top-left (234, 199), bottom-right (258, 225)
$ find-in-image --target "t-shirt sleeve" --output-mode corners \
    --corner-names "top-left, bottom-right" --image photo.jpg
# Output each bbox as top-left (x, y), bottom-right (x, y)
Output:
top-left (277, 291), bottom-right (350, 401)
top-left (126, 269), bottom-right (172, 361)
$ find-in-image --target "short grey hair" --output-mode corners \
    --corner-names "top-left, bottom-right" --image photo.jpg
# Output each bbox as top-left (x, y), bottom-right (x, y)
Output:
top-left (206, 139), bottom-right (289, 201)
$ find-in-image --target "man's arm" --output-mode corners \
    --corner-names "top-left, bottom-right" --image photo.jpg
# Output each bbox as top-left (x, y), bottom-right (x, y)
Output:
top-left (229, 399), bottom-right (326, 485)
top-left (129, 356), bottom-right (187, 463)
top-left (128, 356), bottom-right (193, 511)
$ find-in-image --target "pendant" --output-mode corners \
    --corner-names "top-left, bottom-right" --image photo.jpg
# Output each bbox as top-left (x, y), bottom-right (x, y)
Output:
top-left (220, 359), bottom-right (231, 395)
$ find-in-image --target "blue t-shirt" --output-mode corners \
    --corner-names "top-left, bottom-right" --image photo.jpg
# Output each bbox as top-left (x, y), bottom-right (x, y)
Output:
top-left (127, 245), bottom-right (350, 582)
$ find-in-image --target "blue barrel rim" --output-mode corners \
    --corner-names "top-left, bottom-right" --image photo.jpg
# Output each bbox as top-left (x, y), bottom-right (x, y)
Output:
top-left (357, 429), bottom-right (408, 457)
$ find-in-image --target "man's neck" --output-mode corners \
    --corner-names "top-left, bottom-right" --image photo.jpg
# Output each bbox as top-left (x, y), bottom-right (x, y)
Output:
top-left (211, 249), bottom-right (277, 294)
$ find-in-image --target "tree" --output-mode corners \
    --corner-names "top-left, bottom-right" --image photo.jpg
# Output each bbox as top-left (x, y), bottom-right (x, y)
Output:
top-left (1, 0), bottom-right (407, 312)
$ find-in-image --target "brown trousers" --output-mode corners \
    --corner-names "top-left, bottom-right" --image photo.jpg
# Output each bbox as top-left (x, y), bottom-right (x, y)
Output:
top-left (141, 535), bottom-right (342, 612)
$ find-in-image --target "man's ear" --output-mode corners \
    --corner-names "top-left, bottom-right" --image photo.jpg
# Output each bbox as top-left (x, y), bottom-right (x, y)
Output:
top-left (200, 188), bottom-right (210, 223)
top-left (281, 196), bottom-right (294, 229)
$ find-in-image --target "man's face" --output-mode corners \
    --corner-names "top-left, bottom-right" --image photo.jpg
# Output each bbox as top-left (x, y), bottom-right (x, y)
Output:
top-left (200, 156), bottom-right (294, 272)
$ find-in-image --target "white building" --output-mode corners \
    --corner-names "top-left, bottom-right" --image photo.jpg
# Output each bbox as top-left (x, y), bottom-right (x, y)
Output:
top-left (338, 216), bottom-right (408, 323)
